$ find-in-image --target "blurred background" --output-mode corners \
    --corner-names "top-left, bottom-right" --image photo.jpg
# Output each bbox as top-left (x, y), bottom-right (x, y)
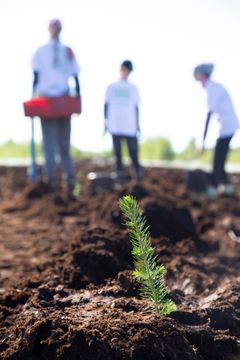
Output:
top-left (1, 0), bottom-right (240, 163)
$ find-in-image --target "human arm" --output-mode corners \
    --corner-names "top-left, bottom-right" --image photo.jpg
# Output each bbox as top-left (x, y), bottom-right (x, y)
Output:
top-left (136, 106), bottom-right (140, 134)
top-left (65, 46), bottom-right (81, 96)
top-left (74, 75), bottom-right (80, 96)
top-left (103, 85), bottom-right (112, 135)
top-left (134, 86), bottom-right (140, 134)
top-left (104, 102), bottom-right (108, 120)
top-left (103, 102), bottom-right (109, 135)
top-left (32, 71), bottom-right (39, 96)
top-left (203, 82), bottom-right (221, 147)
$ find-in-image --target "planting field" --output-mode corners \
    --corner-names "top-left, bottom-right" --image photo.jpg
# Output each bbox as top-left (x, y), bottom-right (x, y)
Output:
top-left (1, 164), bottom-right (240, 359)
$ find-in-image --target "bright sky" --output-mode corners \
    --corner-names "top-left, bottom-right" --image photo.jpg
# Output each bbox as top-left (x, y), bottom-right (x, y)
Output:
top-left (1, 0), bottom-right (240, 152)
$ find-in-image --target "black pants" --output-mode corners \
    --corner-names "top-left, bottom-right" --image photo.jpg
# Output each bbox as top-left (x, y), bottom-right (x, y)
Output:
top-left (212, 135), bottom-right (232, 186)
top-left (112, 135), bottom-right (140, 172)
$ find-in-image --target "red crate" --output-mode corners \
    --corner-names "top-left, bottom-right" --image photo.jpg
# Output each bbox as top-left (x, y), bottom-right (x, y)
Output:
top-left (23, 96), bottom-right (81, 118)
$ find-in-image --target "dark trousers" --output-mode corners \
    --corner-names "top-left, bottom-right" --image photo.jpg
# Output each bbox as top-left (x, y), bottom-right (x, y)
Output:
top-left (41, 117), bottom-right (75, 186)
top-left (212, 135), bottom-right (232, 186)
top-left (112, 135), bottom-right (140, 172)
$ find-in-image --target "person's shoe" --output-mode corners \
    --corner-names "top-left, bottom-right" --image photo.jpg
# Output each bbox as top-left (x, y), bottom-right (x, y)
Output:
top-left (218, 183), bottom-right (235, 196)
top-left (115, 169), bottom-right (125, 184)
top-left (67, 182), bottom-right (76, 196)
top-left (48, 178), bottom-right (60, 192)
top-left (205, 185), bottom-right (218, 200)
top-left (135, 166), bottom-right (145, 182)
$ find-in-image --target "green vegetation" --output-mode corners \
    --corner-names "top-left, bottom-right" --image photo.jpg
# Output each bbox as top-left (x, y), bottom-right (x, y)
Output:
top-left (0, 137), bottom-right (239, 164)
top-left (0, 140), bottom-right (111, 160)
top-left (140, 137), bottom-right (174, 160)
top-left (119, 195), bottom-right (177, 315)
top-left (0, 140), bottom-right (42, 159)
top-left (175, 138), bottom-right (213, 162)
top-left (72, 171), bottom-right (84, 197)
top-left (175, 138), bottom-right (198, 161)
top-left (70, 146), bottom-right (111, 160)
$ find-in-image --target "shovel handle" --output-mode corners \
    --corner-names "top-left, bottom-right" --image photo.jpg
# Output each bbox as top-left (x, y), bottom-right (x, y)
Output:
top-left (28, 117), bottom-right (38, 182)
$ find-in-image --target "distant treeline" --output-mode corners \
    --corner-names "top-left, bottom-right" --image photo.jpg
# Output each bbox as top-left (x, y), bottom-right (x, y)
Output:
top-left (0, 138), bottom-right (240, 163)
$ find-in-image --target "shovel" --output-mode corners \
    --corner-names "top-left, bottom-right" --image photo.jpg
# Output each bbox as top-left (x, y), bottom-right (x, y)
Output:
top-left (27, 117), bottom-right (38, 182)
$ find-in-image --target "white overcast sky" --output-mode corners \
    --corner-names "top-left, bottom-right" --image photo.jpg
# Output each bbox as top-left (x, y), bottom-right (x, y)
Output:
top-left (1, 0), bottom-right (240, 152)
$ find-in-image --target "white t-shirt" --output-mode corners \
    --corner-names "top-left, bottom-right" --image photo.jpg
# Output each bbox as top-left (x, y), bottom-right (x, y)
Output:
top-left (205, 80), bottom-right (239, 138)
top-left (32, 39), bottom-right (80, 97)
top-left (105, 79), bottom-right (140, 136)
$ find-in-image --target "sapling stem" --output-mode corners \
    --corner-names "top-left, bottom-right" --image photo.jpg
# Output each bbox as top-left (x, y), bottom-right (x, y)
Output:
top-left (119, 195), bottom-right (177, 315)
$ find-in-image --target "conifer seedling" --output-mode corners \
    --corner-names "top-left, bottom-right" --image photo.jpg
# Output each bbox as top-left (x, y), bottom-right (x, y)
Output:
top-left (119, 195), bottom-right (177, 315)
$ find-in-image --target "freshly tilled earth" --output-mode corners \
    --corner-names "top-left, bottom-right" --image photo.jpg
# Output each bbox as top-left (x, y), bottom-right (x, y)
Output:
top-left (0, 164), bottom-right (240, 360)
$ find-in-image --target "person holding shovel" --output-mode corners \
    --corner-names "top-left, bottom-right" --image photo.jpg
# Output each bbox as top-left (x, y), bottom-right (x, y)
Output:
top-left (194, 63), bottom-right (239, 197)
top-left (104, 60), bottom-right (144, 182)
top-left (32, 19), bottom-right (80, 193)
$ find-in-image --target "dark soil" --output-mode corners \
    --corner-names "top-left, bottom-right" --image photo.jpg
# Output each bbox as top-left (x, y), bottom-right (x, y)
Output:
top-left (1, 164), bottom-right (240, 359)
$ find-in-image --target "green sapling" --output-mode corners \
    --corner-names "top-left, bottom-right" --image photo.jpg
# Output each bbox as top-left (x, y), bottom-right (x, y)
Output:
top-left (119, 195), bottom-right (177, 315)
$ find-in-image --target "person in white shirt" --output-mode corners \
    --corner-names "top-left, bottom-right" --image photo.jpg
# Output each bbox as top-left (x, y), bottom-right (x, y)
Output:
top-left (194, 63), bottom-right (239, 196)
top-left (104, 60), bottom-right (143, 182)
top-left (32, 19), bottom-right (80, 193)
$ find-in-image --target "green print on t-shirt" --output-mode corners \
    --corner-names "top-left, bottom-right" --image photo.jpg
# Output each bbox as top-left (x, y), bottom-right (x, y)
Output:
top-left (114, 87), bottom-right (131, 99)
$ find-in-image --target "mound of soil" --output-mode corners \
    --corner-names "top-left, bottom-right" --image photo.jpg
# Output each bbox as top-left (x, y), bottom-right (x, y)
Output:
top-left (0, 164), bottom-right (240, 359)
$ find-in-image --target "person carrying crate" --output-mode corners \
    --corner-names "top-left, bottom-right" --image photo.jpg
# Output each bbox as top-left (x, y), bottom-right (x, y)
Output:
top-left (104, 60), bottom-right (144, 183)
top-left (32, 19), bottom-right (80, 193)
top-left (194, 63), bottom-right (239, 198)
